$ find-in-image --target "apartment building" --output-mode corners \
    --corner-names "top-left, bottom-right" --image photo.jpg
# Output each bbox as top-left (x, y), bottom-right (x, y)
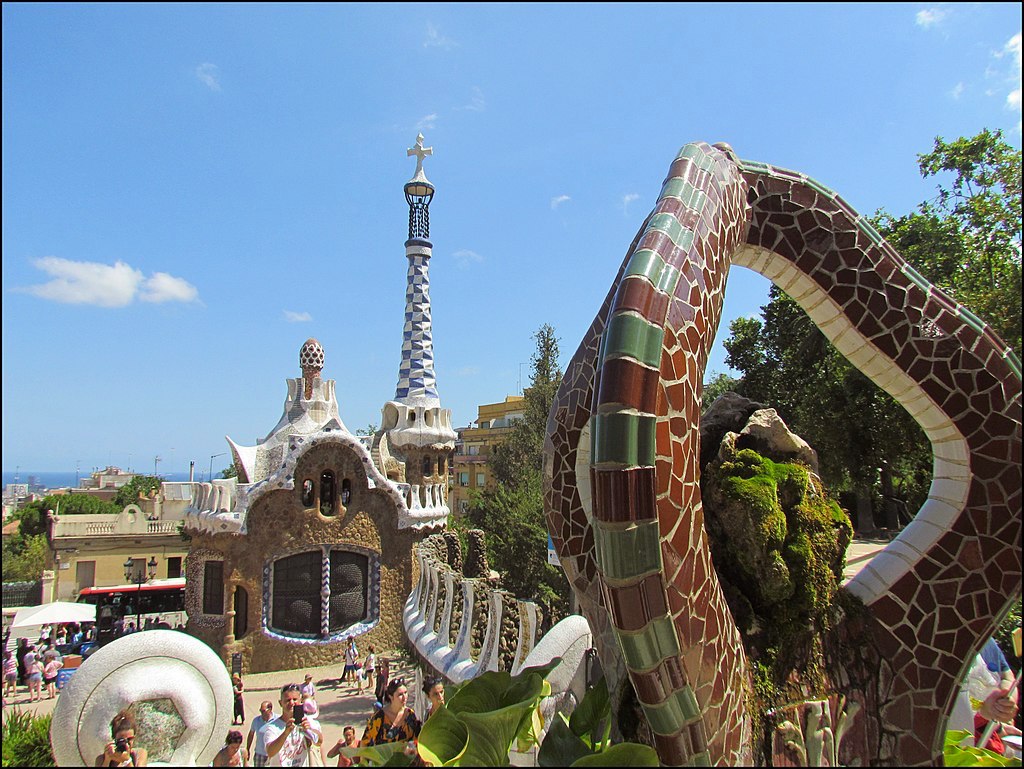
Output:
top-left (451, 395), bottom-right (525, 515)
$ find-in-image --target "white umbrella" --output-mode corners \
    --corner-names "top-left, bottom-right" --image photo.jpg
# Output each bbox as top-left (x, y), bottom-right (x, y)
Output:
top-left (10, 601), bottom-right (96, 628)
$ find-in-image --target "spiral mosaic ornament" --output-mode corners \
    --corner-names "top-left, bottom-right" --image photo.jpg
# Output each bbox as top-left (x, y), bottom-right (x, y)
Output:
top-left (543, 141), bottom-right (1022, 766)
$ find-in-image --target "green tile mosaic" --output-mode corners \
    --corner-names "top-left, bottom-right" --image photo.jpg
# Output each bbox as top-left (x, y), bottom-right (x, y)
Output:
top-left (625, 248), bottom-right (667, 285)
top-left (805, 176), bottom-right (837, 199)
top-left (955, 305), bottom-right (987, 336)
top-left (659, 177), bottom-right (689, 201)
top-left (602, 313), bottom-right (664, 369)
top-left (901, 263), bottom-right (931, 293)
top-left (592, 412), bottom-right (657, 466)
top-left (644, 685), bottom-right (703, 735)
top-left (647, 212), bottom-right (687, 248)
top-left (616, 613), bottom-right (680, 672)
top-left (594, 519), bottom-right (661, 583)
top-left (856, 218), bottom-right (885, 246)
top-left (678, 143), bottom-right (717, 172)
top-left (655, 262), bottom-right (681, 296)
top-left (1003, 351), bottom-right (1022, 380)
top-left (690, 750), bottom-right (712, 767)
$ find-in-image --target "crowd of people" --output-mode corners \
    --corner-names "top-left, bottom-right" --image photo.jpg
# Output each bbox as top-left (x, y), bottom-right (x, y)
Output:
top-left (215, 636), bottom-right (446, 767)
top-left (1, 621), bottom-right (97, 706)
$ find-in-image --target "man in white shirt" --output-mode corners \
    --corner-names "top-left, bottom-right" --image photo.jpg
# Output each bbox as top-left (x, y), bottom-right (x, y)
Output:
top-left (247, 700), bottom-right (278, 768)
top-left (263, 683), bottom-right (323, 767)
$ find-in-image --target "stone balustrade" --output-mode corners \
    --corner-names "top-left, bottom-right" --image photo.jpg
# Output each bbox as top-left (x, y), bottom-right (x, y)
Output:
top-left (50, 504), bottom-right (185, 539)
top-left (403, 544), bottom-right (540, 683)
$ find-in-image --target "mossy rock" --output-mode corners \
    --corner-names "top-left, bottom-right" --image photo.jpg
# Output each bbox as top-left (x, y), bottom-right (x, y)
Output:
top-left (703, 441), bottom-right (852, 704)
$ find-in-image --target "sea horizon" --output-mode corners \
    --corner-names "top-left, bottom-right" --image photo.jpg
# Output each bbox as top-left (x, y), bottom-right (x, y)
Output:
top-left (3, 470), bottom-right (209, 490)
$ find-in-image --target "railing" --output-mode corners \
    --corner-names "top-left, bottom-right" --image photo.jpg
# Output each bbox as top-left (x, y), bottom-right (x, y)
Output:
top-left (404, 546), bottom-right (540, 683)
top-left (51, 507), bottom-right (185, 539)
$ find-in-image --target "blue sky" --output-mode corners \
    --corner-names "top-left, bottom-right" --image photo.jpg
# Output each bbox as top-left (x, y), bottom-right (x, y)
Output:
top-left (3, 3), bottom-right (1021, 474)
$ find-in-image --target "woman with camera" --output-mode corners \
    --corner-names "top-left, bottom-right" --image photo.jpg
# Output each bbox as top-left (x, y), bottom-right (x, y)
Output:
top-left (95, 710), bottom-right (148, 766)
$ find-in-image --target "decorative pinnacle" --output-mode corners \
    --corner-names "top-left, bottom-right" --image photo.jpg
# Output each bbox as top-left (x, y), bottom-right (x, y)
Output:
top-left (407, 133), bottom-right (433, 185)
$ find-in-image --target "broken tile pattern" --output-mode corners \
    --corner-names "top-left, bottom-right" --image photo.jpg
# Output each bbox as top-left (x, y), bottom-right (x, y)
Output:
top-left (543, 143), bottom-right (1022, 766)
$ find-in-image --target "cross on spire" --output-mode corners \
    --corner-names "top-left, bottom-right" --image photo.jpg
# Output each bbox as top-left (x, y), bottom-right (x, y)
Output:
top-left (407, 133), bottom-right (433, 180)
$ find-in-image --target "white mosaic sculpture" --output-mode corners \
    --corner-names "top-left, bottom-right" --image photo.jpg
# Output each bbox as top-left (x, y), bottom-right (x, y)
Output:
top-left (51, 630), bottom-right (233, 767)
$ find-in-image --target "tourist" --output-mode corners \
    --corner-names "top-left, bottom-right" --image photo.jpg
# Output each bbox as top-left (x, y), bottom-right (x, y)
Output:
top-left (950, 646), bottom-right (1019, 754)
top-left (422, 677), bottom-right (445, 719)
top-left (342, 637), bottom-right (359, 686)
top-left (39, 623), bottom-right (51, 645)
top-left (246, 700), bottom-right (277, 768)
top-left (24, 646), bottom-right (43, 702)
top-left (359, 677), bottom-right (421, 757)
top-left (95, 709), bottom-right (148, 766)
top-left (300, 673), bottom-right (316, 699)
top-left (359, 645), bottom-right (376, 695)
top-left (3, 650), bottom-right (17, 700)
top-left (213, 729), bottom-right (249, 767)
top-left (233, 674), bottom-right (246, 725)
top-left (326, 726), bottom-right (359, 767)
top-left (263, 682), bottom-right (323, 766)
top-left (43, 653), bottom-right (63, 699)
top-left (301, 698), bottom-right (327, 765)
top-left (55, 624), bottom-right (68, 646)
top-left (373, 659), bottom-right (389, 707)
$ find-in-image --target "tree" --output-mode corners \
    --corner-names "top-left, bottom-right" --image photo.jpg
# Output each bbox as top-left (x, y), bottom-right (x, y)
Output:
top-left (220, 465), bottom-right (238, 480)
top-left (878, 129), bottom-right (1021, 356)
top-left (702, 371), bottom-right (741, 409)
top-left (112, 476), bottom-right (163, 509)
top-left (467, 324), bottom-right (571, 616)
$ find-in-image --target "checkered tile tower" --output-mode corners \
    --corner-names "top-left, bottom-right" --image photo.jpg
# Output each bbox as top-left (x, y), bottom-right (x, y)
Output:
top-left (381, 135), bottom-right (457, 456)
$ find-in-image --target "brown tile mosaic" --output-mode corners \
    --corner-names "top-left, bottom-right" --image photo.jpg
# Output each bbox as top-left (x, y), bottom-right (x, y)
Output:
top-left (543, 141), bottom-right (1021, 766)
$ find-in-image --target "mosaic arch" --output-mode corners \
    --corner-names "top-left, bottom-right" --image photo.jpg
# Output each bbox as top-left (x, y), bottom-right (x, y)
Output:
top-left (542, 141), bottom-right (1021, 766)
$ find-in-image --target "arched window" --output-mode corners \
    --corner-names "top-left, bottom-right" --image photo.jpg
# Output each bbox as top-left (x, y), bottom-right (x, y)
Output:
top-left (341, 479), bottom-right (351, 506)
top-left (301, 479), bottom-right (314, 507)
top-left (329, 551), bottom-right (368, 632)
top-left (320, 471), bottom-right (335, 516)
top-left (270, 551), bottom-right (320, 636)
top-left (438, 455), bottom-right (447, 475)
top-left (268, 549), bottom-right (373, 639)
top-left (233, 586), bottom-right (249, 639)
top-left (422, 455), bottom-right (432, 476)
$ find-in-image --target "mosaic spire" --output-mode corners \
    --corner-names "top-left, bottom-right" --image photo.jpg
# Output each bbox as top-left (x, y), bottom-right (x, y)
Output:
top-left (395, 134), bottom-right (439, 405)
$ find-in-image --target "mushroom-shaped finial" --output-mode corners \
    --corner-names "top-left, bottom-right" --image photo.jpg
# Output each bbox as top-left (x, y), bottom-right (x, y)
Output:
top-left (299, 338), bottom-right (324, 399)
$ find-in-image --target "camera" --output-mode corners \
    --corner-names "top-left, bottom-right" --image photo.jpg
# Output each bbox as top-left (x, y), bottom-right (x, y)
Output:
top-left (114, 738), bottom-right (129, 753)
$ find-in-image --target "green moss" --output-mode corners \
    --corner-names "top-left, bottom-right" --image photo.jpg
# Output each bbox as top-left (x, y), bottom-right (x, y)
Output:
top-left (705, 445), bottom-right (854, 721)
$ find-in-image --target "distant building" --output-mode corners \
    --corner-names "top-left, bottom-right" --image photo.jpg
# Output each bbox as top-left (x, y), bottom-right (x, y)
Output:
top-left (451, 395), bottom-right (526, 516)
top-left (47, 486), bottom-right (192, 602)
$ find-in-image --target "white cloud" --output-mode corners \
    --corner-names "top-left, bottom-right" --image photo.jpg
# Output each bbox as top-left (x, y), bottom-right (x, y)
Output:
top-left (453, 249), bottom-right (483, 269)
top-left (458, 86), bottom-right (486, 112)
top-left (915, 8), bottom-right (947, 28)
top-left (949, 82), bottom-right (965, 100)
top-left (140, 272), bottom-right (199, 303)
top-left (195, 63), bottom-right (221, 91)
top-left (416, 113), bottom-right (438, 131)
top-left (550, 195), bottom-right (570, 210)
top-left (424, 22), bottom-right (456, 50)
top-left (283, 310), bottom-right (313, 323)
top-left (992, 32), bottom-right (1023, 131)
top-left (622, 193), bottom-right (640, 214)
top-left (19, 257), bottom-right (198, 307)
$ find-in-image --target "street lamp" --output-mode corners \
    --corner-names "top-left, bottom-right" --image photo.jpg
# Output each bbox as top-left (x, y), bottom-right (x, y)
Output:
top-left (123, 556), bottom-right (158, 632)
top-left (209, 452), bottom-right (227, 483)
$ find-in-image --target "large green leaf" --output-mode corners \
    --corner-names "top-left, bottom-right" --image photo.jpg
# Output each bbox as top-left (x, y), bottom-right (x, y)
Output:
top-left (447, 670), bottom-right (513, 715)
top-left (569, 678), bottom-right (610, 745)
top-left (570, 742), bottom-right (661, 766)
top-left (338, 742), bottom-right (411, 766)
top-left (943, 730), bottom-right (1021, 767)
top-left (417, 704), bottom-right (470, 767)
top-left (448, 672), bottom-right (549, 766)
top-left (538, 714), bottom-right (593, 767)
